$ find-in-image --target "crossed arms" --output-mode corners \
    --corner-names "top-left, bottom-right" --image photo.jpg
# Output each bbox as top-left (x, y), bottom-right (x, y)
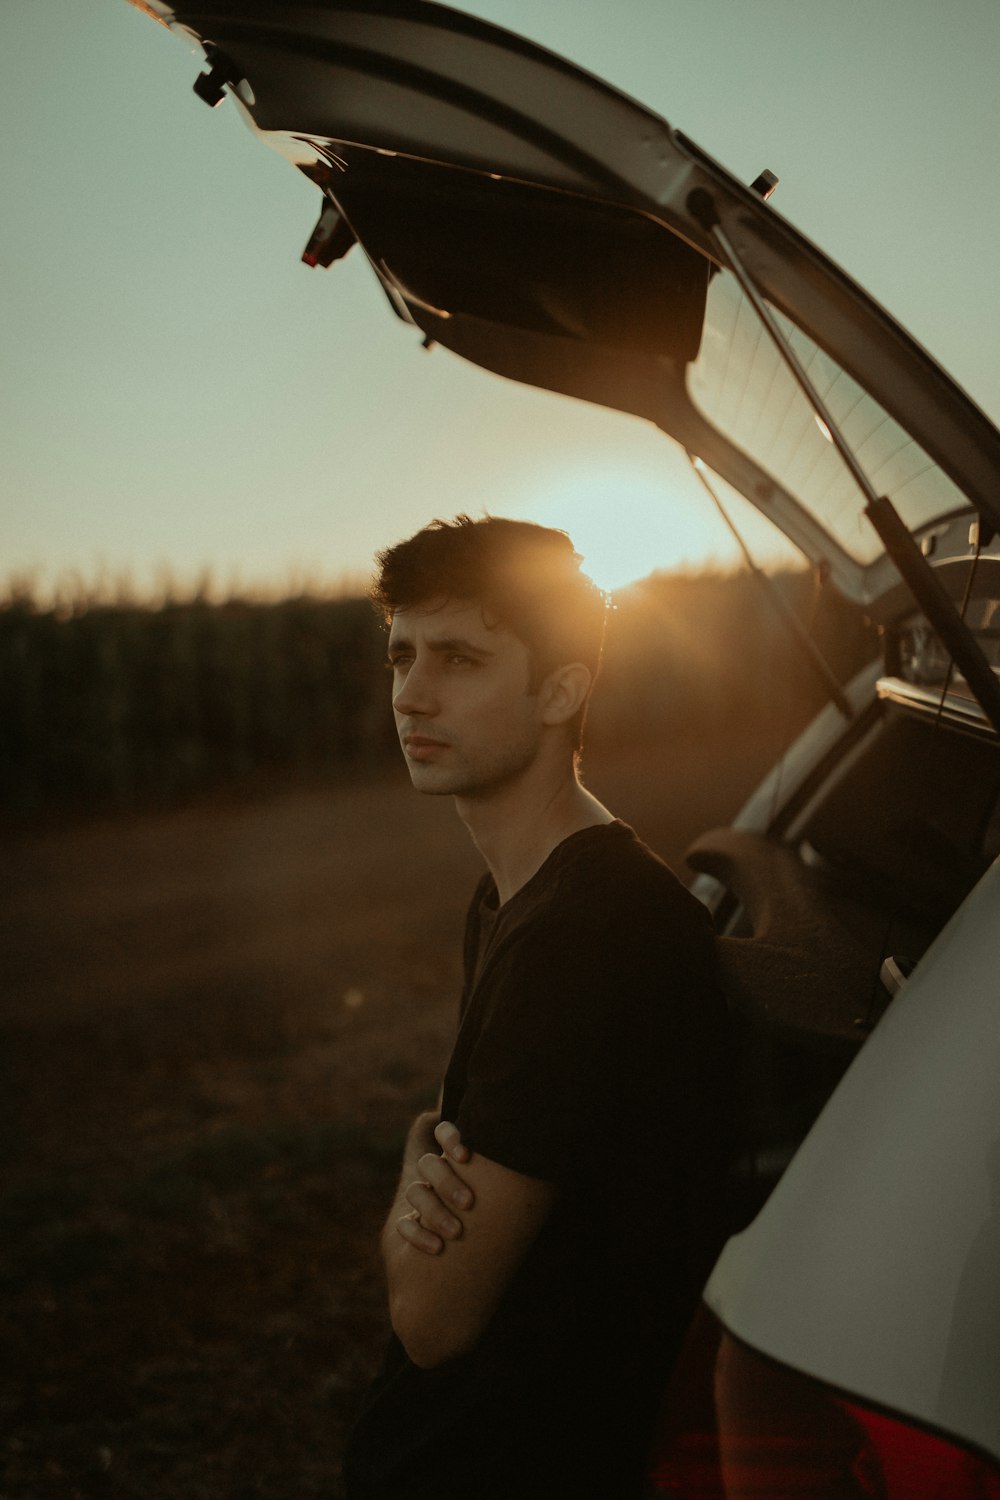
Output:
top-left (380, 1111), bottom-right (555, 1369)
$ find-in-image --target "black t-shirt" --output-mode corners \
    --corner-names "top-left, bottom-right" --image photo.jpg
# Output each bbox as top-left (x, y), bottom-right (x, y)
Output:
top-left (344, 821), bottom-right (733, 1500)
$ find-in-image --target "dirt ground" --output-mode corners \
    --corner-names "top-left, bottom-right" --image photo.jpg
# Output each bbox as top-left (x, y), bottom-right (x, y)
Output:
top-left (1, 727), bottom-right (793, 1499)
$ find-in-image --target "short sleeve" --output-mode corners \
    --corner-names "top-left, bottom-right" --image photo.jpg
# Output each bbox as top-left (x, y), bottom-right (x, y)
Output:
top-left (455, 913), bottom-right (625, 1183)
top-left (454, 872), bottom-right (729, 1192)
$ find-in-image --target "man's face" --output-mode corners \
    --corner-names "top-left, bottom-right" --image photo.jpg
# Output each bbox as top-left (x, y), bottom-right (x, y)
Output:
top-left (387, 598), bottom-right (546, 797)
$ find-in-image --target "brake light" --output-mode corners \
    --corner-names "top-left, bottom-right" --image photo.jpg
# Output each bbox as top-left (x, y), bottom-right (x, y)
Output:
top-left (646, 1307), bottom-right (1000, 1498)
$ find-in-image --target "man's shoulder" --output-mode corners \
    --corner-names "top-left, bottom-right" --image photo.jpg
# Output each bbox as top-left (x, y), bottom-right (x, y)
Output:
top-left (492, 821), bottom-right (713, 973)
top-left (551, 821), bottom-right (704, 922)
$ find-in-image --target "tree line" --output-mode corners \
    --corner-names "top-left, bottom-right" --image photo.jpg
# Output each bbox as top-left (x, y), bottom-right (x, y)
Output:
top-left (0, 571), bottom-right (876, 822)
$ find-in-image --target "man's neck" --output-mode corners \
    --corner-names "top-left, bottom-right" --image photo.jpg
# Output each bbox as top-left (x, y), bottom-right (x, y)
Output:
top-left (455, 762), bottom-right (614, 906)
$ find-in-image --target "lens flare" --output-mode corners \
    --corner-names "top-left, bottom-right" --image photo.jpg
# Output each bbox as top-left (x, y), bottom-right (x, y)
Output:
top-left (516, 467), bottom-right (796, 593)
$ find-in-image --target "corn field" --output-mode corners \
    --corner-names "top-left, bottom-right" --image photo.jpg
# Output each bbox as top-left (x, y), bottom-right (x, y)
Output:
top-left (0, 571), bottom-right (876, 822)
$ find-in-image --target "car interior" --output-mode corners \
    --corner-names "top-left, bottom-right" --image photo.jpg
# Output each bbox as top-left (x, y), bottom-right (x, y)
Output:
top-left (688, 549), bottom-right (1000, 1224)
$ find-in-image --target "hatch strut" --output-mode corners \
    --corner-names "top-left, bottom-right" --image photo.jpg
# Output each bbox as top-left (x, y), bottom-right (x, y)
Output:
top-left (687, 453), bottom-right (855, 722)
top-left (687, 187), bottom-right (1000, 737)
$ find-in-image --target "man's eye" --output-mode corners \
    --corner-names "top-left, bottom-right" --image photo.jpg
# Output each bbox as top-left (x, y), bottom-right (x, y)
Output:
top-left (386, 656), bottom-right (412, 671)
top-left (448, 655), bottom-right (475, 667)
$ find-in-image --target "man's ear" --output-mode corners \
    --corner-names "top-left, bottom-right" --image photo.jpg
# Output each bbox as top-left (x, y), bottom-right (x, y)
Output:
top-left (539, 662), bottom-right (592, 728)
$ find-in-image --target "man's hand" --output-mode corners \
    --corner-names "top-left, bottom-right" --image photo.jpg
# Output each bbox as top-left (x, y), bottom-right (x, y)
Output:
top-left (396, 1120), bottom-right (475, 1256)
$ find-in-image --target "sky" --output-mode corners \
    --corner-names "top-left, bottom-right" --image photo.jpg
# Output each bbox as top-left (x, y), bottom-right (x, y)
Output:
top-left (3, 0), bottom-right (999, 599)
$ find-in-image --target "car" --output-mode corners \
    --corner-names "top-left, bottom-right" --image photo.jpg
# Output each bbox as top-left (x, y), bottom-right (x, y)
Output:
top-left (125, 2), bottom-right (1000, 1492)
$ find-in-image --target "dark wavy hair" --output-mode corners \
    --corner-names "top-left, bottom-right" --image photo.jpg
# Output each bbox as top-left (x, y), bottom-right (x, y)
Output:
top-left (372, 515), bottom-right (607, 739)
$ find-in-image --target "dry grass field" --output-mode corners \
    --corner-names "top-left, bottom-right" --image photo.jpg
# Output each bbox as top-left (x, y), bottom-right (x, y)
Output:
top-left (2, 725), bottom-right (796, 1498)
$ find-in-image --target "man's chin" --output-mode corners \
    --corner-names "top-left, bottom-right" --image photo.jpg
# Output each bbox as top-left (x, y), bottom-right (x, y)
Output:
top-left (404, 761), bottom-right (526, 801)
top-left (404, 762), bottom-right (462, 796)
top-left (412, 780), bottom-right (457, 797)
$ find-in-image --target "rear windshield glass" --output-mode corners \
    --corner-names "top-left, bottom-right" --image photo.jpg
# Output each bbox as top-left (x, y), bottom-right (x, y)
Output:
top-left (686, 272), bottom-right (969, 565)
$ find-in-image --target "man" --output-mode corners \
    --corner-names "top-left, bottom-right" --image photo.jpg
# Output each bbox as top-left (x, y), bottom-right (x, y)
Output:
top-left (344, 516), bottom-right (733, 1499)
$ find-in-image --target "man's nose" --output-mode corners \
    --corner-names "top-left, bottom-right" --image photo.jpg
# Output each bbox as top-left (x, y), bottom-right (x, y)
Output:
top-left (392, 660), bottom-right (438, 718)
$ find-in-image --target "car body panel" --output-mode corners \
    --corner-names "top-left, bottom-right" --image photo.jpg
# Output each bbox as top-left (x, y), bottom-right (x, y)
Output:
top-left (704, 853), bottom-right (1000, 1462)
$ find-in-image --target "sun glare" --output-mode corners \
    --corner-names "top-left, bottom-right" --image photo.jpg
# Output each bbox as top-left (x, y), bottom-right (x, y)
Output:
top-left (520, 470), bottom-right (728, 593)
top-left (512, 463), bottom-right (801, 593)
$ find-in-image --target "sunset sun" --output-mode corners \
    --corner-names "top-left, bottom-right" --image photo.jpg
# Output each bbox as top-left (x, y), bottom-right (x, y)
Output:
top-left (520, 468), bottom-right (720, 593)
top-left (516, 462), bottom-right (800, 593)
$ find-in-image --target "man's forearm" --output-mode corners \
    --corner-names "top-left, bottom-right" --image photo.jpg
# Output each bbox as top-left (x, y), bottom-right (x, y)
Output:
top-left (377, 1112), bottom-right (555, 1368)
top-left (382, 1109), bottom-right (462, 1365)
top-left (379, 1109), bottom-right (486, 1368)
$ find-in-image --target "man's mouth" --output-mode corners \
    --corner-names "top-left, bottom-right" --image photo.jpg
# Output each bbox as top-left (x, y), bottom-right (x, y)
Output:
top-left (403, 734), bottom-right (449, 760)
